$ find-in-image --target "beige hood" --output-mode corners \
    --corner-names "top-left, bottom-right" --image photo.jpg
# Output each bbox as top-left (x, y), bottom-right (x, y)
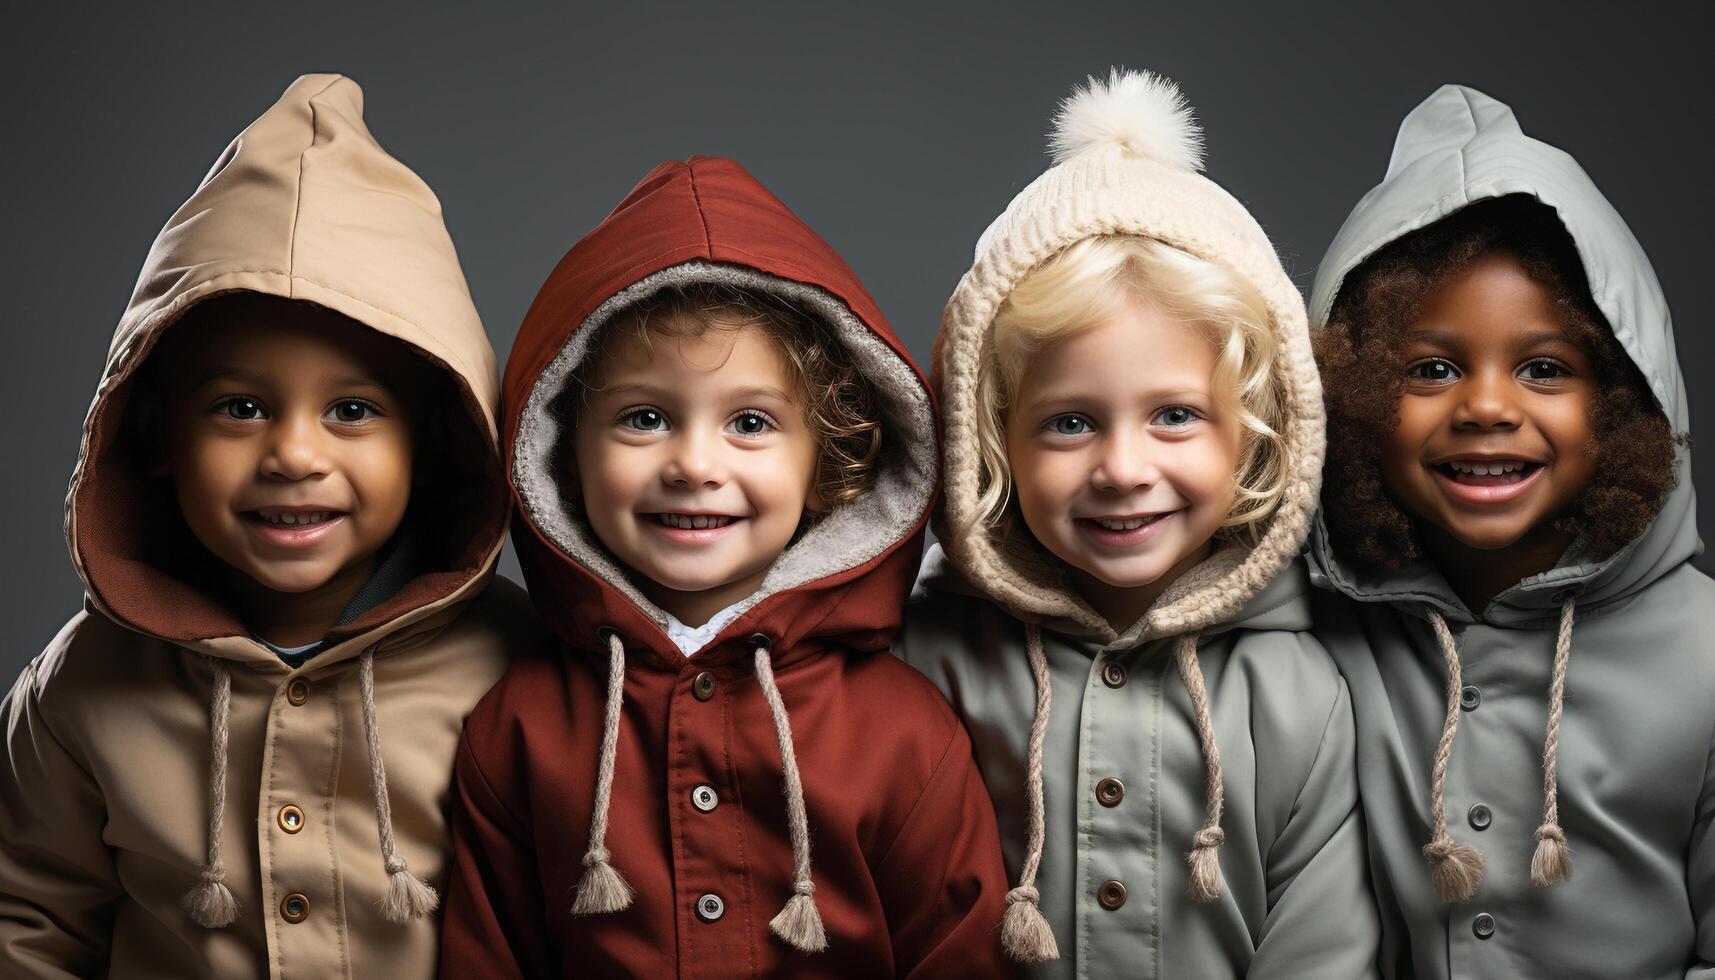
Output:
top-left (67, 72), bottom-right (507, 668)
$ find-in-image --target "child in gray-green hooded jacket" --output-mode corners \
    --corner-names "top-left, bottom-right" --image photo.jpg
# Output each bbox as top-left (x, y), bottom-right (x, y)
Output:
top-left (897, 68), bottom-right (1380, 979)
top-left (1309, 84), bottom-right (1714, 979)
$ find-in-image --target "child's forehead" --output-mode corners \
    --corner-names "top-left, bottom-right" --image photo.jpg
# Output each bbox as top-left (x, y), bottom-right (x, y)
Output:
top-left (593, 319), bottom-right (796, 386)
top-left (157, 296), bottom-right (410, 388)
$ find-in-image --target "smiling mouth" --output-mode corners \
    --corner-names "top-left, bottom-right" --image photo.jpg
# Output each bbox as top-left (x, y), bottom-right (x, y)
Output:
top-left (1083, 514), bottom-right (1172, 531)
top-left (651, 513), bottom-right (739, 530)
top-left (1432, 460), bottom-right (1544, 487)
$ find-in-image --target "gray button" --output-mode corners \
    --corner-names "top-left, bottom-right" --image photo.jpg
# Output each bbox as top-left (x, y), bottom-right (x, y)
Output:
top-left (1473, 912), bottom-right (1495, 939)
top-left (1101, 662), bottom-right (1127, 688)
top-left (691, 785), bottom-right (719, 813)
top-left (692, 672), bottom-right (717, 701)
top-left (695, 893), bottom-right (724, 922)
top-left (1468, 803), bottom-right (1492, 831)
top-left (1460, 686), bottom-right (1481, 711)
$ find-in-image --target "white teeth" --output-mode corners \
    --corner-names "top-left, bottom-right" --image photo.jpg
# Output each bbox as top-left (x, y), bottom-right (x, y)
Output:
top-left (1092, 516), bottom-right (1154, 531)
top-left (259, 511), bottom-right (331, 526)
top-left (657, 514), bottom-right (733, 530)
top-left (1448, 461), bottom-right (1528, 476)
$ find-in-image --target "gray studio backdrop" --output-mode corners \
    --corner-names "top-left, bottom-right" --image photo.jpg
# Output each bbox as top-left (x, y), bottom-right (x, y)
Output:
top-left (4, 2), bottom-right (1710, 683)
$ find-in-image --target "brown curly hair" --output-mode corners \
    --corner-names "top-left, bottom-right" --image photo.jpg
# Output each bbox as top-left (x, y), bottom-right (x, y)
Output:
top-left (1315, 195), bottom-right (1680, 571)
top-left (571, 282), bottom-right (883, 509)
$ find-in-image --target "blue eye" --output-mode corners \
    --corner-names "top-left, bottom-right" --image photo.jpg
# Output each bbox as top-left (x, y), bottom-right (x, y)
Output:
top-left (1519, 359), bottom-right (1566, 382)
top-left (621, 408), bottom-right (667, 432)
top-left (1048, 415), bottom-right (1091, 436)
top-left (1409, 360), bottom-right (1460, 384)
top-left (1153, 406), bottom-right (1198, 429)
top-left (220, 397), bottom-right (263, 421)
top-left (327, 400), bottom-right (378, 424)
top-left (728, 411), bottom-right (776, 437)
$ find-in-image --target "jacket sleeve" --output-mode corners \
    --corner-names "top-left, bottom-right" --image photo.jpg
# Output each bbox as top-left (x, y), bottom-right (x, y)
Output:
top-left (438, 724), bottom-right (552, 980)
top-left (873, 718), bottom-right (1011, 979)
top-left (1687, 721), bottom-right (1715, 979)
top-left (0, 651), bottom-right (122, 978)
top-left (1248, 674), bottom-right (1383, 980)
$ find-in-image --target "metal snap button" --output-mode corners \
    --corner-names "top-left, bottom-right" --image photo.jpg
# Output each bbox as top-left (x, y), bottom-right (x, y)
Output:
top-left (287, 680), bottom-right (310, 706)
top-left (1473, 912), bottom-right (1496, 939)
top-left (695, 893), bottom-right (725, 922)
top-left (691, 785), bottom-right (719, 813)
top-left (1101, 662), bottom-right (1127, 688)
top-left (1096, 777), bottom-right (1125, 807)
top-left (280, 892), bottom-right (310, 923)
top-left (692, 672), bottom-right (717, 701)
top-left (1460, 685), bottom-right (1480, 711)
top-left (1097, 879), bottom-right (1127, 910)
top-left (278, 804), bottom-right (305, 834)
top-left (1467, 803), bottom-right (1492, 832)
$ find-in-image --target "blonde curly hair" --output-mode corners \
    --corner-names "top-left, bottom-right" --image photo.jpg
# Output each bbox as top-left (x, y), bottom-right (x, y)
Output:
top-left (975, 234), bottom-right (1288, 540)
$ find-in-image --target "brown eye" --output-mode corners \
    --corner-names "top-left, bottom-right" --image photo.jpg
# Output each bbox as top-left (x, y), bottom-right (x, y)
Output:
top-left (327, 400), bottom-right (375, 424)
top-left (1409, 360), bottom-right (1459, 384)
top-left (222, 398), bottom-right (263, 420)
top-left (1520, 359), bottom-right (1565, 382)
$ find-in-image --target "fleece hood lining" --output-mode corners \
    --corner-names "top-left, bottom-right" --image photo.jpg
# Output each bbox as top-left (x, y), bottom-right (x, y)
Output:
top-left (512, 260), bottom-right (937, 632)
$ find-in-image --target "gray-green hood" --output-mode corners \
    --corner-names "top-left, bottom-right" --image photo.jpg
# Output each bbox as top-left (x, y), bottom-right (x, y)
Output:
top-left (1309, 84), bottom-right (1698, 624)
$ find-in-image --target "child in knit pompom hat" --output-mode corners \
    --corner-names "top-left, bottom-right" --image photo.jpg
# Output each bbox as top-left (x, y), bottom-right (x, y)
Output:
top-left (897, 68), bottom-right (1381, 977)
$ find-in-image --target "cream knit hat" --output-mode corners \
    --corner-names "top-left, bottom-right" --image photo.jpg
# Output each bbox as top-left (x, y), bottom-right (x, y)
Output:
top-left (932, 68), bottom-right (1325, 963)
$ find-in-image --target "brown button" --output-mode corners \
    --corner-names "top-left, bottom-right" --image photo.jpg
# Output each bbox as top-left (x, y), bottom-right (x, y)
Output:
top-left (1101, 662), bottom-right (1127, 688)
top-left (280, 892), bottom-right (310, 923)
top-left (692, 672), bottom-right (717, 701)
top-left (286, 680), bottom-right (310, 706)
top-left (1096, 777), bottom-right (1125, 807)
top-left (1097, 879), bottom-right (1127, 910)
top-left (278, 804), bottom-right (305, 834)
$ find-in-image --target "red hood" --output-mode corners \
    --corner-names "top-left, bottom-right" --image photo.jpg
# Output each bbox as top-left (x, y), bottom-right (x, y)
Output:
top-left (503, 157), bottom-right (938, 672)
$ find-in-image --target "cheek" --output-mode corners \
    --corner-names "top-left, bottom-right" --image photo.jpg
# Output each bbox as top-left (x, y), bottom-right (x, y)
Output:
top-left (1008, 444), bottom-right (1077, 515)
top-left (354, 435), bottom-right (414, 511)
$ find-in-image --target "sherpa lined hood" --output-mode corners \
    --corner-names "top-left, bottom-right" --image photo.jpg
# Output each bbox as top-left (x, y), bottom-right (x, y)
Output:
top-left (1307, 86), bottom-right (1702, 912)
top-left (926, 70), bottom-right (1327, 960)
top-left (501, 156), bottom-right (938, 950)
top-left (1309, 84), bottom-right (1697, 620)
top-left (61, 73), bottom-right (507, 931)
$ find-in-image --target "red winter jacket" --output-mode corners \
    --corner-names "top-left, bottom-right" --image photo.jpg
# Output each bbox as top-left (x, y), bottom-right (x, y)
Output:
top-left (440, 157), bottom-right (1011, 978)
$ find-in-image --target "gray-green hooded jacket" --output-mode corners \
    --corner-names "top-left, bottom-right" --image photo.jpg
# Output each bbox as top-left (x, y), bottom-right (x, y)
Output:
top-left (898, 69), bottom-right (1380, 978)
top-left (1308, 84), bottom-right (1714, 979)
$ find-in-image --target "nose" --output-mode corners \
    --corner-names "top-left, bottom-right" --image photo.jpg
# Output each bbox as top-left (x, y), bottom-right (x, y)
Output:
top-left (1090, 427), bottom-right (1160, 493)
top-left (260, 411), bottom-right (333, 480)
top-left (661, 428), bottom-right (729, 489)
top-left (1451, 367), bottom-right (1523, 431)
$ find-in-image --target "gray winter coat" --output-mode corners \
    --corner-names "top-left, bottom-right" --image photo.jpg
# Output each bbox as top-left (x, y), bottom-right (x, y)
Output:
top-left (1308, 84), bottom-right (1715, 980)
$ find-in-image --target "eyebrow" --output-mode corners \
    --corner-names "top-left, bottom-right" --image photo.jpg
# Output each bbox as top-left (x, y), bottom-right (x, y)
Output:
top-left (1404, 328), bottom-right (1581, 351)
top-left (194, 368), bottom-right (389, 389)
top-left (599, 382), bottom-right (793, 403)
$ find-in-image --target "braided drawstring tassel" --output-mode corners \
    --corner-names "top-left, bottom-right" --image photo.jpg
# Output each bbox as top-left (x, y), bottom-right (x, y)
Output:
top-left (359, 649), bottom-right (440, 923)
top-left (1531, 598), bottom-right (1577, 887)
top-left (573, 631), bottom-right (635, 915)
top-left (1001, 624), bottom-right (1060, 961)
top-left (752, 637), bottom-right (828, 952)
top-left (1422, 610), bottom-right (1484, 903)
top-left (1173, 634), bottom-right (1226, 902)
top-left (184, 660), bottom-right (240, 928)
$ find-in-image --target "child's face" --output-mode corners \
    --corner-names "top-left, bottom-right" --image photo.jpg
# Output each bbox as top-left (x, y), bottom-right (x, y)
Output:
top-left (1005, 298), bottom-right (1242, 614)
top-left (574, 321), bottom-right (819, 624)
top-left (1380, 251), bottom-right (1597, 552)
top-left (157, 300), bottom-right (416, 596)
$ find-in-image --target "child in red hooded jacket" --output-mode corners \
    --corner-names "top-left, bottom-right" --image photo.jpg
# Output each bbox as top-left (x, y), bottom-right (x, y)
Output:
top-left (438, 157), bottom-right (1011, 978)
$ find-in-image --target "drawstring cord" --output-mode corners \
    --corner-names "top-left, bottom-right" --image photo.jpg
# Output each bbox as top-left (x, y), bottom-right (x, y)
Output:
top-left (1001, 624), bottom-right (1058, 962)
top-left (359, 647), bottom-right (440, 922)
top-left (1423, 597), bottom-right (1578, 903)
top-left (184, 661), bottom-right (239, 928)
top-left (751, 635), bottom-right (828, 953)
top-left (1173, 633), bottom-right (1225, 902)
top-left (572, 629), bottom-right (635, 914)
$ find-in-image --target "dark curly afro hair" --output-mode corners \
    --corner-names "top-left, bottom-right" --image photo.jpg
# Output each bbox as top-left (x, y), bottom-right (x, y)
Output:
top-left (1314, 194), bottom-right (1681, 572)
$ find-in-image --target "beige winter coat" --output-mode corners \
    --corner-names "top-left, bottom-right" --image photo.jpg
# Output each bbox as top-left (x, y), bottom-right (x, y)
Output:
top-left (0, 74), bottom-right (528, 978)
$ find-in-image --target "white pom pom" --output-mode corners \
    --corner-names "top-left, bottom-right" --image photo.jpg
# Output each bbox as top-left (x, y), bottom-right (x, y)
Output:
top-left (1049, 68), bottom-right (1204, 172)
